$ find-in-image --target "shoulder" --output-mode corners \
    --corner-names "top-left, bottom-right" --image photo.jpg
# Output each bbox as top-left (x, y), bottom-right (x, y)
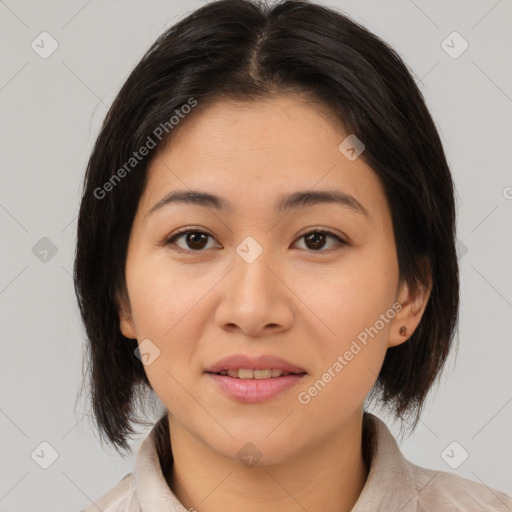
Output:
top-left (358, 414), bottom-right (512, 512)
top-left (403, 455), bottom-right (512, 511)
top-left (79, 472), bottom-right (136, 512)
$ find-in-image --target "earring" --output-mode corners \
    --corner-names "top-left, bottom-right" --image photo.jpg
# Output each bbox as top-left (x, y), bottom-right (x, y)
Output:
top-left (399, 326), bottom-right (407, 336)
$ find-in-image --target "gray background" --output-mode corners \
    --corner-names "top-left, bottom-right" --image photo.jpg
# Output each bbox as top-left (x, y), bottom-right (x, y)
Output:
top-left (0, 0), bottom-right (511, 510)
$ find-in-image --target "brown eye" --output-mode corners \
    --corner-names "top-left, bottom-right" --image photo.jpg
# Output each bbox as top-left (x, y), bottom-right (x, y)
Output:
top-left (304, 232), bottom-right (327, 250)
top-left (183, 232), bottom-right (209, 250)
top-left (164, 228), bottom-right (346, 254)
top-left (295, 230), bottom-right (346, 252)
top-left (165, 230), bottom-right (219, 251)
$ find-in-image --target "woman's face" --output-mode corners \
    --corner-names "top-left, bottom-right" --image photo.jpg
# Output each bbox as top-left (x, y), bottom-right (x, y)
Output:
top-left (119, 94), bottom-right (420, 464)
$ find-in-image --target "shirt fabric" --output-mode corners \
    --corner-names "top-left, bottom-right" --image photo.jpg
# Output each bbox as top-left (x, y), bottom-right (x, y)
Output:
top-left (80, 412), bottom-right (512, 511)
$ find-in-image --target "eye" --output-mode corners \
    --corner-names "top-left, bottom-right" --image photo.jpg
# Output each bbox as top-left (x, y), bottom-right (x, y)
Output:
top-left (163, 227), bottom-right (346, 253)
top-left (293, 228), bottom-right (347, 253)
top-left (164, 229), bottom-right (219, 252)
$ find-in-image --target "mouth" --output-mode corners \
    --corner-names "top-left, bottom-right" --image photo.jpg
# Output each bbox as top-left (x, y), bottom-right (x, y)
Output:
top-left (205, 354), bottom-right (307, 403)
top-left (205, 353), bottom-right (306, 375)
top-left (208, 368), bottom-right (306, 379)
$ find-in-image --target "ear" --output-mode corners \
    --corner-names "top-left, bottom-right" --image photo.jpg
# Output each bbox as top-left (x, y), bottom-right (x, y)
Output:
top-left (388, 270), bottom-right (432, 348)
top-left (115, 292), bottom-right (137, 340)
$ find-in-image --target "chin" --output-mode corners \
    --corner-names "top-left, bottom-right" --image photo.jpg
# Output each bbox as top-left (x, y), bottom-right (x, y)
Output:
top-left (206, 426), bottom-right (306, 468)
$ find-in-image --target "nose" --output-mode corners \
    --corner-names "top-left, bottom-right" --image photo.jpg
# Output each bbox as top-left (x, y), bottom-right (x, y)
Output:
top-left (214, 244), bottom-right (294, 337)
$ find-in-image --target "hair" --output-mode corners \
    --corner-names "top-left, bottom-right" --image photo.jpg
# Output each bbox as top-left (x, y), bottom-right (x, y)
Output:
top-left (74, 0), bottom-right (459, 455)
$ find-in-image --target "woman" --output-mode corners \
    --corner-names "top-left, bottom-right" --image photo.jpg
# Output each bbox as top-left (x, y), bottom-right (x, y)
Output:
top-left (74, 0), bottom-right (512, 510)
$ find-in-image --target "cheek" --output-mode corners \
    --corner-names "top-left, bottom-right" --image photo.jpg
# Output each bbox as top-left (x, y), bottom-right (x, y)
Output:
top-left (296, 243), bottom-right (399, 345)
top-left (125, 255), bottom-right (212, 394)
top-left (294, 242), bottom-right (398, 408)
top-left (126, 251), bottom-right (212, 338)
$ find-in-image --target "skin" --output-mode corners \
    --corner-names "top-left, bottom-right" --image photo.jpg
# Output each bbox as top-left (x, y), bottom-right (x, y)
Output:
top-left (118, 94), bottom-right (431, 512)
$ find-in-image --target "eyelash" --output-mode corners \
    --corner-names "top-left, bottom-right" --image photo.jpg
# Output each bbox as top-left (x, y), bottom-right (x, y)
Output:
top-left (162, 226), bottom-right (347, 254)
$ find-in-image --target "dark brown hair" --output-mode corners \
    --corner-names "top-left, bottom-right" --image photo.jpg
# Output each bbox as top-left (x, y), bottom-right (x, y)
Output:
top-left (74, 0), bottom-right (459, 454)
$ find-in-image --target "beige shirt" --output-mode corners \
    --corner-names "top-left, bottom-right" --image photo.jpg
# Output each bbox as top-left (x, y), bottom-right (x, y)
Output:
top-left (80, 413), bottom-right (512, 511)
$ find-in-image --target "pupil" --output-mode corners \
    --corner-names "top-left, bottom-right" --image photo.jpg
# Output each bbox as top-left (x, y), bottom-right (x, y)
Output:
top-left (188, 232), bottom-right (207, 249)
top-left (306, 232), bottom-right (325, 250)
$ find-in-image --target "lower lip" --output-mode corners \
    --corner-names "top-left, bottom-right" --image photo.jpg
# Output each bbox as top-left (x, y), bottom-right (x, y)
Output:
top-left (206, 373), bottom-right (306, 403)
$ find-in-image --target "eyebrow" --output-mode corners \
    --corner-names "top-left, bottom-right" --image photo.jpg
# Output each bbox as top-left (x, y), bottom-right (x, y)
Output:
top-left (147, 189), bottom-right (370, 218)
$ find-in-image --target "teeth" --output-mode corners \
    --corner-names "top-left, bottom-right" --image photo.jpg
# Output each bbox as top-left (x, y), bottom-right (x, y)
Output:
top-left (217, 368), bottom-right (290, 379)
top-left (238, 368), bottom-right (254, 379)
top-left (254, 369), bottom-right (272, 379)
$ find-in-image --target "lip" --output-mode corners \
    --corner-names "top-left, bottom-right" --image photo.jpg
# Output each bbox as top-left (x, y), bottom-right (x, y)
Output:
top-left (205, 354), bottom-right (306, 374)
top-left (204, 354), bottom-right (307, 403)
top-left (207, 373), bottom-right (306, 403)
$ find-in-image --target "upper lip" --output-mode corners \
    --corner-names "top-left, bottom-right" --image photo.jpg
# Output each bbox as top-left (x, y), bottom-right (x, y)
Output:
top-left (205, 354), bottom-right (307, 374)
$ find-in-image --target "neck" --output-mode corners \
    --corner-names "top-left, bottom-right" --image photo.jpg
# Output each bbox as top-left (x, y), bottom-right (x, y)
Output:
top-left (166, 411), bottom-right (369, 512)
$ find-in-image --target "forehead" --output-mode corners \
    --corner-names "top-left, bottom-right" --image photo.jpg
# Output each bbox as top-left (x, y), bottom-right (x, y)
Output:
top-left (138, 95), bottom-right (389, 224)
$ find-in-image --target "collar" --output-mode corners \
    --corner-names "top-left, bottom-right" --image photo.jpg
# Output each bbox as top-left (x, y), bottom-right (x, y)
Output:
top-left (132, 412), bottom-right (416, 511)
